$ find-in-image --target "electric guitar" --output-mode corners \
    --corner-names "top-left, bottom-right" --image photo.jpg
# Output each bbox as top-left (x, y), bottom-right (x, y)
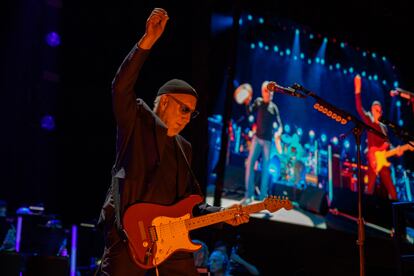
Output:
top-left (122, 195), bottom-right (292, 269)
top-left (369, 143), bottom-right (414, 174)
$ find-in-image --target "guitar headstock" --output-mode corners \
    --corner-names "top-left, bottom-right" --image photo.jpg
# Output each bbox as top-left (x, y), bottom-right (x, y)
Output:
top-left (263, 196), bottom-right (293, 212)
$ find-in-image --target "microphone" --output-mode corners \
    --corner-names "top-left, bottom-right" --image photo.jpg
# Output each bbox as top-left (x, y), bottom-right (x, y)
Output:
top-left (267, 81), bottom-right (305, 98)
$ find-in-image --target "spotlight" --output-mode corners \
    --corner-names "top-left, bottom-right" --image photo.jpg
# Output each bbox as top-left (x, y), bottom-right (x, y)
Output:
top-left (313, 102), bottom-right (350, 125)
top-left (41, 115), bottom-right (55, 131)
top-left (45, 32), bottom-right (61, 47)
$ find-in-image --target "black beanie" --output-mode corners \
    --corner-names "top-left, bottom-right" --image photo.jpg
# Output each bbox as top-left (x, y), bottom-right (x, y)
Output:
top-left (157, 79), bottom-right (198, 99)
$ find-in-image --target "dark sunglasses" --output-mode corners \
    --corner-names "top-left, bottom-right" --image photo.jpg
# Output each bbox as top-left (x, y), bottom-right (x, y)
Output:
top-left (168, 95), bottom-right (199, 119)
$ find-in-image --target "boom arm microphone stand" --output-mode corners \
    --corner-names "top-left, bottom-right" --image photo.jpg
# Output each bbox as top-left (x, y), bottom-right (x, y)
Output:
top-left (290, 83), bottom-right (387, 276)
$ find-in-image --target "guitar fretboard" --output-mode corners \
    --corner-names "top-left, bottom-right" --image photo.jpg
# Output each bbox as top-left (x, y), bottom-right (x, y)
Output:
top-left (385, 143), bottom-right (413, 158)
top-left (185, 202), bottom-right (268, 231)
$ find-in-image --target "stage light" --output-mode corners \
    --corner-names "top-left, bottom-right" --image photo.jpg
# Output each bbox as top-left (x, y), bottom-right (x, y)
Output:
top-left (250, 43), bottom-right (255, 49)
top-left (332, 136), bottom-right (339, 145)
top-left (362, 51), bottom-right (367, 57)
top-left (393, 81), bottom-right (399, 88)
top-left (309, 130), bottom-right (315, 139)
top-left (300, 53), bottom-right (305, 59)
top-left (258, 41), bottom-right (263, 48)
top-left (323, 37), bottom-right (328, 43)
top-left (264, 45), bottom-right (269, 51)
top-left (329, 65), bottom-right (333, 70)
top-left (382, 56), bottom-right (387, 61)
top-left (396, 100), bottom-right (401, 107)
top-left (284, 124), bottom-right (291, 133)
top-left (295, 29), bottom-right (300, 35)
top-left (361, 71), bottom-right (366, 77)
top-left (297, 127), bottom-right (303, 136)
top-left (307, 58), bottom-right (312, 64)
top-left (340, 42), bottom-right (345, 48)
top-left (382, 80), bottom-right (387, 85)
top-left (343, 69), bottom-right (347, 74)
top-left (335, 63), bottom-right (341, 69)
top-left (320, 59), bottom-right (325, 65)
top-left (280, 51), bottom-right (284, 56)
top-left (344, 140), bottom-right (350, 149)
top-left (398, 119), bottom-right (404, 126)
top-left (309, 34), bottom-right (314, 39)
top-left (313, 102), bottom-right (349, 125)
top-left (315, 57), bottom-right (320, 63)
top-left (293, 55), bottom-right (298, 60)
top-left (273, 45), bottom-right (279, 52)
top-left (349, 67), bottom-right (354, 73)
top-left (239, 18), bottom-right (243, 26)
top-left (368, 75), bottom-right (372, 80)
top-left (285, 49), bottom-right (291, 56)
top-left (373, 74), bottom-right (378, 81)
top-left (247, 14), bottom-right (253, 21)
top-left (41, 115), bottom-right (55, 131)
top-left (372, 52), bottom-right (377, 58)
top-left (321, 134), bottom-right (327, 143)
top-left (45, 32), bottom-right (61, 47)
top-left (258, 17), bottom-right (264, 24)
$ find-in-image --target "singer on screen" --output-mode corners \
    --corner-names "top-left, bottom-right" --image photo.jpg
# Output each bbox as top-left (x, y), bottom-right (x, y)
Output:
top-left (241, 81), bottom-right (283, 205)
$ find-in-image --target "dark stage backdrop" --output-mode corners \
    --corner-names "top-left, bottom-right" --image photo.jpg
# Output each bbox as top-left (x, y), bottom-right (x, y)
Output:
top-left (1, 0), bottom-right (413, 225)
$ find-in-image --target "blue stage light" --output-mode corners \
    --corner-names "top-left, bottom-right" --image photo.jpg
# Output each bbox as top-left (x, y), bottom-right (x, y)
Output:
top-left (41, 115), bottom-right (55, 131)
top-left (284, 124), bottom-right (291, 133)
top-left (361, 71), bottom-right (366, 77)
top-left (398, 119), bottom-right (404, 126)
top-left (258, 17), bottom-right (264, 24)
top-left (273, 45), bottom-right (279, 52)
top-left (300, 53), bottom-right (305, 59)
top-left (335, 63), bottom-right (341, 69)
top-left (321, 134), bottom-right (327, 143)
top-left (340, 42), bottom-right (345, 48)
top-left (396, 100), bottom-right (401, 107)
top-left (258, 41), bottom-right (263, 48)
top-left (344, 140), bottom-right (350, 149)
top-left (247, 14), bottom-right (253, 21)
top-left (45, 32), bottom-right (61, 47)
top-left (285, 49), bottom-right (291, 55)
top-left (393, 81), bottom-right (399, 88)
top-left (250, 43), bottom-right (255, 49)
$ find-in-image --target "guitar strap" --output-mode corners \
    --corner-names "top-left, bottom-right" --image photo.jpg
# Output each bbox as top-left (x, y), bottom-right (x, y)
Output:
top-left (175, 136), bottom-right (204, 198)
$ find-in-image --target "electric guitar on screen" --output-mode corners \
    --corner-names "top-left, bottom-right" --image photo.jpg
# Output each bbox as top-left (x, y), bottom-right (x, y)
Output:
top-left (122, 195), bottom-right (292, 269)
top-left (368, 142), bottom-right (414, 174)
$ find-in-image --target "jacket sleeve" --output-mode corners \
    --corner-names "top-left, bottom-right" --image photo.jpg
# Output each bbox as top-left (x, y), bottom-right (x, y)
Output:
top-left (355, 92), bottom-right (371, 125)
top-left (112, 45), bottom-right (150, 130)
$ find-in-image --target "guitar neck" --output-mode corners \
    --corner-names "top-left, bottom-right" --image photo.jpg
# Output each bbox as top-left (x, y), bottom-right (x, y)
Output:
top-left (185, 202), bottom-right (265, 231)
top-left (385, 143), bottom-right (412, 158)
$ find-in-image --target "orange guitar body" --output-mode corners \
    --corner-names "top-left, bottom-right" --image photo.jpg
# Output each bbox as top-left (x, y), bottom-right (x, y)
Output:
top-left (123, 195), bottom-right (203, 269)
top-left (122, 194), bottom-right (292, 269)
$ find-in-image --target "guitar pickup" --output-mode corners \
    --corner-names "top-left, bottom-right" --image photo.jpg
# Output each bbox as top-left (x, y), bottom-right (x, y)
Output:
top-left (148, 226), bottom-right (158, 242)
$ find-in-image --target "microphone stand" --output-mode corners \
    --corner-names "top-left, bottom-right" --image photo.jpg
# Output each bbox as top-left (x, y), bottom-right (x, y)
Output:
top-left (292, 83), bottom-right (387, 276)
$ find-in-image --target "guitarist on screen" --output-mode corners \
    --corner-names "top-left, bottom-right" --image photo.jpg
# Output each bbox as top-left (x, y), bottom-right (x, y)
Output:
top-left (354, 75), bottom-right (403, 200)
top-left (96, 8), bottom-right (250, 276)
